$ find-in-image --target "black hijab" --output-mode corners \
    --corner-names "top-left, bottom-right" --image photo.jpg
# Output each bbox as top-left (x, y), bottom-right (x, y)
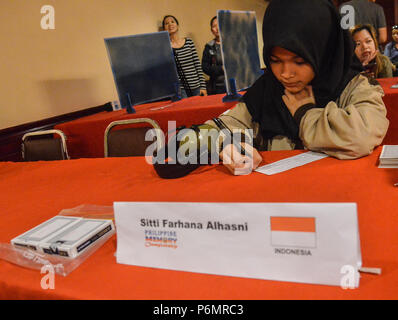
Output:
top-left (242, 0), bottom-right (358, 146)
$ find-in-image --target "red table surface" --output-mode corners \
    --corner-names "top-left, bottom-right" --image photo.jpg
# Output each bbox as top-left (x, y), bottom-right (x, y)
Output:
top-left (55, 79), bottom-right (398, 159)
top-left (55, 94), bottom-right (237, 159)
top-left (0, 148), bottom-right (397, 299)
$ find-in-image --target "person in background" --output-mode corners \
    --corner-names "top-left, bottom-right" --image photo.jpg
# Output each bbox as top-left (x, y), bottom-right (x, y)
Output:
top-left (203, 0), bottom-right (388, 176)
top-left (202, 16), bottom-right (226, 95)
top-left (383, 25), bottom-right (398, 76)
top-left (351, 24), bottom-right (394, 79)
top-left (340, 0), bottom-right (387, 45)
top-left (162, 15), bottom-right (207, 98)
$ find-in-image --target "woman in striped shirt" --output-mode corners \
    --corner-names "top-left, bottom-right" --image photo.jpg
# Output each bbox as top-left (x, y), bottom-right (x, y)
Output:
top-left (162, 15), bottom-right (207, 98)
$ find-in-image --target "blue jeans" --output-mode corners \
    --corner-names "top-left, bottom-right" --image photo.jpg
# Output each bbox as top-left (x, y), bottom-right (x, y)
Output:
top-left (180, 87), bottom-right (200, 99)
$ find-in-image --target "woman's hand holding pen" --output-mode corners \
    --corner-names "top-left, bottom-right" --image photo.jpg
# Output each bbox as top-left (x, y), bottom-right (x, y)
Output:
top-left (282, 85), bottom-right (315, 116)
top-left (220, 142), bottom-right (262, 175)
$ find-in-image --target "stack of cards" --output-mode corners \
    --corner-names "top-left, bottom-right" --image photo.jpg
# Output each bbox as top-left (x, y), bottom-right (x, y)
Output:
top-left (11, 216), bottom-right (115, 259)
top-left (379, 145), bottom-right (398, 168)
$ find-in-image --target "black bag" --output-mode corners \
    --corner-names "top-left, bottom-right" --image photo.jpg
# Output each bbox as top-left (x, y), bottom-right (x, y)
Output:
top-left (152, 125), bottom-right (218, 179)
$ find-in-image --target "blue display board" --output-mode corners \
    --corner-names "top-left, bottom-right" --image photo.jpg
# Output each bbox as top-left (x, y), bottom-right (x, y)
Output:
top-left (104, 32), bottom-right (179, 111)
top-left (218, 10), bottom-right (263, 94)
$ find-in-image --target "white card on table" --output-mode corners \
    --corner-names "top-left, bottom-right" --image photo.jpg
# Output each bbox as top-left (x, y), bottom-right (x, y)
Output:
top-left (378, 145), bottom-right (398, 168)
top-left (255, 151), bottom-right (329, 175)
top-left (114, 202), bottom-right (361, 287)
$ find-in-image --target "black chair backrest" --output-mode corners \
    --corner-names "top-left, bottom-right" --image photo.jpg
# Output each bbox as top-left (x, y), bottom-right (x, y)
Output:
top-left (22, 130), bottom-right (69, 161)
top-left (104, 118), bottom-right (163, 157)
top-left (107, 127), bottom-right (155, 157)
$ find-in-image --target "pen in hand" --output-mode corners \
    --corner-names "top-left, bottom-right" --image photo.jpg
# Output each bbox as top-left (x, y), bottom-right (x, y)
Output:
top-left (212, 118), bottom-right (252, 159)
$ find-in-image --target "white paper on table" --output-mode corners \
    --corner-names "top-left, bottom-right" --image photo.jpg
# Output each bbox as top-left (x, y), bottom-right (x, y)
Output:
top-left (378, 145), bottom-right (398, 168)
top-left (255, 151), bottom-right (329, 175)
top-left (378, 164), bottom-right (398, 168)
top-left (380, 145), bottom-right (398, 159)
top-left (114, 202), bottom-right (361, 287)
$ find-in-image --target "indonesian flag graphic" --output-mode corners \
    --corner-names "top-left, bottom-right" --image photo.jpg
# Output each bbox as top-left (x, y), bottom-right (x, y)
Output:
top-left (270, 217), bottom-right (316, 248)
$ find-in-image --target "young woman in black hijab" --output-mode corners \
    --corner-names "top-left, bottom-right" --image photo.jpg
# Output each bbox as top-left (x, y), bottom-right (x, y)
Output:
top-left (206, 0), bottom-right (389, 175)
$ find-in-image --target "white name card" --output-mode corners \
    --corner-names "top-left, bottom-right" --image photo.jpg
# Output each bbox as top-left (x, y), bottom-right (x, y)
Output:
top-left (114, 202), bottom-right (362, 287)
top-left (255, 151), bottom-right (329, 175)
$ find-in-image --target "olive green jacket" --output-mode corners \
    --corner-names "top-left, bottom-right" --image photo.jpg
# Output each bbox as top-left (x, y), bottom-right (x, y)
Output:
top-left (377, 54), bottom-right (394, 78)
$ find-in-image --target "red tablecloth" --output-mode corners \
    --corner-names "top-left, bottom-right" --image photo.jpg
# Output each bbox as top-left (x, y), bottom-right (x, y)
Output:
top-left (0, 149), bottom-right (397, 299)
top-left (55, 94), bottom-right (237, 159)
top-left (55, 78), bottom-right (398, 159)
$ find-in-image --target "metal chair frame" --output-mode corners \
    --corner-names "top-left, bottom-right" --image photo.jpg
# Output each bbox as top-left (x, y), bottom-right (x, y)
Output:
top-left (21, 129), bottom-right (70, 161)
top-left (104, 118), bottom-right (164, 157)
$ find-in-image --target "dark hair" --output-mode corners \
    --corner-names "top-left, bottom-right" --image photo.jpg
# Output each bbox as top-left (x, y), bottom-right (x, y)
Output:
top-left (162, 15), bottom-right (179, 30)
top-left (210, 16), bottom-right (217, 28)
top-left (351, 24), bottom-right (380, 49)
top-left (351, 24), bottom-right (383, 77)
